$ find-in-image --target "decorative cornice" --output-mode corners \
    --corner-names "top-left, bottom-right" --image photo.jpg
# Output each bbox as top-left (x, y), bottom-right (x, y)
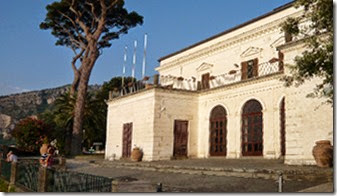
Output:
top-left (277, 38), bottom-right (308, 53)
top-left (107, 86), bottom-right (199, 105)
top-left (270, 36), bottom-right (285, 48)
top-left (156, 10), bottom-right (303, 73)
top-left (106, 88), bottom-right (155, 105)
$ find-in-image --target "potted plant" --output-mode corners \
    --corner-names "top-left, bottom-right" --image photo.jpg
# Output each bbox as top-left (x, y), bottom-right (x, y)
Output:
top-left (145, 83), bottom-right (153, 89)
top-left (312, 140), bottom-right (333, 167)
top-left (268, 57), bottom-right (279, 64)
top-left (131, 146), bottom-right (143, 162)
top-left (177, 76), bottom-right (184, 81)
top-left (143, 76), bottom-right (150, 81)
top-left (281, 18), bottom-right (299, 43)
top-left (228, 70), bottom-right (237, 75)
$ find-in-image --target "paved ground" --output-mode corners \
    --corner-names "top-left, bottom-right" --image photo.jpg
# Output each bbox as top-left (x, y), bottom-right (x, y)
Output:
top-left (66, 158), bottom-right (333, 193)
top-left (298, 182), bottom-right (334, 193)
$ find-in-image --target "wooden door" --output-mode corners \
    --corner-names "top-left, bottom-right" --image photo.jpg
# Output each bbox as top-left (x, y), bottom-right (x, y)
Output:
top-left (173, 120), bottom-right (188, 157)
top-left (242, 100), bottom-right (263, 156)
top-left (122, 123), bottom-right (132, 158)
top-left (201, 73), bottom-right (210, 89)
top-left (280, 98), bottom-right (286, 156)
top-left (209, 106), bottom-right (227, 156)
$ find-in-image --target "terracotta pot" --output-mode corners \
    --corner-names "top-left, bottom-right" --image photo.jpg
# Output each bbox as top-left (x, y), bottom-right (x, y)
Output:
top-left (228, 70), bottom-right (237, 75)
top-left (145, 84), bottom-right (153, 89)
top-left (268, 57), bottom-right (279, 64)
top-left (40, 143), bottom-right (49, 155)
top-left (177, 77), bottom-right (184, 81)
top-left (131, 148), bottom-right (143, 162)
top-left (285, 32), bottom-right (293, 43)
top-left (312, 140), bottom-right (333, 167)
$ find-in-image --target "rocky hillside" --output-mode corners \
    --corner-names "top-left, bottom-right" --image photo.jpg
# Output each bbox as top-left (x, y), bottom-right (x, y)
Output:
top-left (0, 84), bottom-right (101, 139)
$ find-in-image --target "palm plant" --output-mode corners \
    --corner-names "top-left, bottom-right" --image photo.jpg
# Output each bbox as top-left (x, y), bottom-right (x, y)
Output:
top-left (41, 91), bottom-right (106, 155)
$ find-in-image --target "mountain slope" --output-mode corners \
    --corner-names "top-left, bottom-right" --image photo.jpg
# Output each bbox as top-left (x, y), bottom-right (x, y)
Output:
top-left (0, 84), bottom-right (101, 138)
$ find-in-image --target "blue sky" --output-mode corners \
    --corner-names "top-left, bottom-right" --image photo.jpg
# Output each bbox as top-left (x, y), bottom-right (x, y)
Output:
top-left (0, 0), bottom-right (293, 96)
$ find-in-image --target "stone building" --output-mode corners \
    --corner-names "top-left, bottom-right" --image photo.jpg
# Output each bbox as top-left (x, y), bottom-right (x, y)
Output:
top-left (105, 2), bottom-right (333, 165)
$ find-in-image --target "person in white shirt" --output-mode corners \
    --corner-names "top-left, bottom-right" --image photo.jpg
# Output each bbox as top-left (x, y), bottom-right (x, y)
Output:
top-left (6, 151), bottom-right (18, 163)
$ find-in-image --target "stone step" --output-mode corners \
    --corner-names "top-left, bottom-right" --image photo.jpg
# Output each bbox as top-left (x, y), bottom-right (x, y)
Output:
top-left (99, 161), bottom-right (333, 181)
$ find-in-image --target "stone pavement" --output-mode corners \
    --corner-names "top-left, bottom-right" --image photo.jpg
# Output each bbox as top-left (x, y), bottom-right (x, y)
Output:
top-left (97, 158), bottom-right (333, 181)
top-left (67, 157), bottom-right (333, 192)
top-left (298, 182), bottom-right (334, 192)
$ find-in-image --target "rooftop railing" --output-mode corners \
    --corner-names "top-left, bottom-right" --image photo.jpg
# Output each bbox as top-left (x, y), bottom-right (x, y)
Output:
top-left (109, 60), bottom-right (283, 99)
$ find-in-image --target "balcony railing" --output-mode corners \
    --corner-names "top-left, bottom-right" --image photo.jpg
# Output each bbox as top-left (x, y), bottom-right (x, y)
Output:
top-left (108, 61), bottom-right (282, 99)
top-left (258, 61), bottom-right (280, 77)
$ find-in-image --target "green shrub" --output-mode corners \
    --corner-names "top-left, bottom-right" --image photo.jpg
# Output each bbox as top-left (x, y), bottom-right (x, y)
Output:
top-left (0, 178), bottom-right (9, 192)
top-left (12, 117), bottom-right (52, 153)
top-left (8, 186), bottom-right (16, 192)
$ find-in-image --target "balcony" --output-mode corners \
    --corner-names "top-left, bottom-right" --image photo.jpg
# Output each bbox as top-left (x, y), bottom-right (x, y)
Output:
top-left (108, 60), bottom-right (283, 99)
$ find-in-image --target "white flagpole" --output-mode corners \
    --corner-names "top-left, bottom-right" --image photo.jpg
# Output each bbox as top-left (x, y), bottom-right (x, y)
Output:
top-left (122, 45), bottom-right (127, 87)
top-left (142, 33), bottom-right (148, 79)
top-left (132, 40), bottom-right (137, 82)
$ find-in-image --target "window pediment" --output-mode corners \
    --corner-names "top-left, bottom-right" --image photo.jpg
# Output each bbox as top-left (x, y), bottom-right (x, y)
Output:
top-left (196, 62), bottom-right (214, 72)
top-left (240, 47), bottom-right (263, 58)
top-left (270, 36), bottom-right (285, 48)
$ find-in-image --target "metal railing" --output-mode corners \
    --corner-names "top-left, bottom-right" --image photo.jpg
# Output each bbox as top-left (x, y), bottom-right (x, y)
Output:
top-left (109, 60), bottom-right (282, 99)
top-left (1, 159), bottom-right (11, 181)
top-left (0, 159), bottom-right (112, 192)
top-left (109, 75), bottom-right (160, 99)
top-left (16, 160), bottom-right (39, 191)
top-left (46, 168), bottom-right (112, 192)
top-left (258, 61), bottom-right (280, 77)
top-left (209, 71), bottom-right (241, 88)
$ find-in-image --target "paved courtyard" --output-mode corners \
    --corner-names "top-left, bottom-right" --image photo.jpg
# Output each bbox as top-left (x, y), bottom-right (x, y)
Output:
top-left (66, 157), bottom-right (333, 192)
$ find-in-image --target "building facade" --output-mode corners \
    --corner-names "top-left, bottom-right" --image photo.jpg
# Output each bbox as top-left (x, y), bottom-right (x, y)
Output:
top-left (105, 2), bottom-right (333, 165)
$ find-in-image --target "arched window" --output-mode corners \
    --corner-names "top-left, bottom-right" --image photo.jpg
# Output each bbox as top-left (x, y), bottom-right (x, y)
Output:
top-left (209, 105), bottom-right (227, 156)
top-left (241, 100), bottom-right (263, 156)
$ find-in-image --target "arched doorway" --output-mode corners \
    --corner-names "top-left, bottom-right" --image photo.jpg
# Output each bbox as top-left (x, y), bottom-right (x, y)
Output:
top-left (280, 97), bottom-right (286, 156)
top-left (209, 105), bottom-right (227, 156)
top-left (241, 99), bottom-right (263, 156)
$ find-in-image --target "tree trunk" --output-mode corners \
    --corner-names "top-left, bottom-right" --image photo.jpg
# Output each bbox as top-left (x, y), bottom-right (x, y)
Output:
top-left (66, 71), bottom-right (80, 155)
top-left (70, 72), bottom-right (80, 96)
top-left (64, 127), bottom-right (72, 155)
top-left (70, 50), bottom-right (99, 155)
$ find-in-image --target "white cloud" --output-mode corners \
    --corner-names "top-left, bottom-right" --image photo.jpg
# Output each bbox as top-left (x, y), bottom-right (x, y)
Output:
top-left (0, 83), bottom-right (30, 96)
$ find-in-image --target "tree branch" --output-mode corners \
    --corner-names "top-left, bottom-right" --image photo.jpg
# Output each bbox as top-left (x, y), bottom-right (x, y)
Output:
top-left (57, 10), bottom-right (86, 44)
top-left (69, 0), bottom-right (92, 39)
top-left (107, 0), bottom-right (119, 10)
top-left (85, 2), bottom-right (99, 22)
top-left (84, 2), bottom-right (99, 32)
top-left (92, 0), bottom-right (107, 40)
top-left (93, 0), bottom-right (118, 40)
top-left (71, 48), bottom-right (85, 73)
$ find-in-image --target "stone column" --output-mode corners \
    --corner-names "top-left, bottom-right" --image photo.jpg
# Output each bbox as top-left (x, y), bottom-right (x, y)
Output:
top-left (153, 74), bottom-right (159, 86)
top-left (111, 180), bottom-right (119, 192)
top-left (0, 159), bottom-right (2, 176)
top-left (8, 162), bottom-right (17, 191)
top-left (38, 167), bottom-right (48, 192)
top-left (9, 162), bottom-right (17, 185)
top-left (59, 157), bottom-right (66, 170)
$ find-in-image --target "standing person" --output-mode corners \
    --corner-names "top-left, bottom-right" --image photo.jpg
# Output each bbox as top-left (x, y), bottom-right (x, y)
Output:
top-left (6, 151), bottom-right (18, 163)
top-left (45, 146), bottom-right (55, 168)
top-left (39, 153), bottom-right (48, 167)
top-left (40, 146), bottom-right (55, 168)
